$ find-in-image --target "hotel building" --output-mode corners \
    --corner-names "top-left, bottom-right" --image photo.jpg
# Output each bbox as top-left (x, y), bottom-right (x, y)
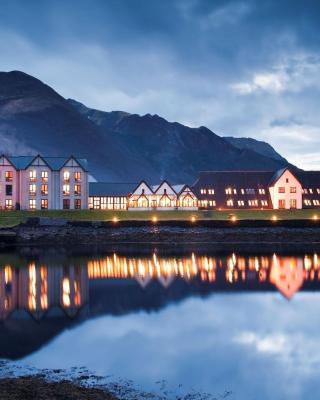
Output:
top-left (89, 168), bottom-right (320, 210)
top-left (0, 155), bottom-right (88, 210)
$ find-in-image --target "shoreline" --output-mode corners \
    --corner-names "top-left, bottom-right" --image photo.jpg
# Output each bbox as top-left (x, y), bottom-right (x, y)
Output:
top-left (0, 218), bottom-right (320, 251)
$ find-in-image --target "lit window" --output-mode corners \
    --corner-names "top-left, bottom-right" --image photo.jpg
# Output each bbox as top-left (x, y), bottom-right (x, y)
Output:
top-left (241, 189), bottom-right (245, 195)
top-left (74, 199), bottom-right (81, 209)
top-left (233, 189), bottom-right (237, 194)
top-left (74, 184), bottom-right (81, 195)
top-left (41, 199), bottom-right (48, 209)
top-left (290, 199), bottom-right (297, 209)
top-left (309, 188), bottom-right (313, 194)
top-left (304, 199), bottom-right (311, 206)
top-left (29, 184), bottom-right (36, 195)
top-left (237, 200), bottom-right (244, 206)
top-left (63, 171), bottom-right (70, 182)
top-left (208, 200), bottom-right (216, 206)
top-left (278, 199), bottom-right (286, 209)
top-left (5, 171), bottom-right (13, 182)
top-left (41, 171), bottom-right (48, 182)
top-left (248, 200), bottom-right (258, 207)
top-left (227, 199), bottom-right (233, 206)
top-left (303, 189), bottom-right (308, 194)
top-left (41, 184), bottom-right (48, 195)
top-left (261, 200), bottom-right (268, 207)
top-left (29, 170), bottom-right (36, 182)
top-left (29, 199), bottom-right (36, 209)
top-left (74, 171), bottom-right (81, 182)
top-left (63, 184), bottom-right (70, 195)
top-left (278, 187), bottom-right (285, 193)
top-left (5, 199), bottom-right (12, 210)
top-left (290, 187), bottom-right (296, 193)
top-left (200, 189), bottom-right (207, 194)
top-left (225, 188), bottom-right (232, 195)
top-left (313, 200), bottom-right (320, 206)
top-left (208, 189), bottom-right (215, 195)
top-left (317, 189), bottom-right (320, 194)
top-left (258, 188), bottom-right (265, 194)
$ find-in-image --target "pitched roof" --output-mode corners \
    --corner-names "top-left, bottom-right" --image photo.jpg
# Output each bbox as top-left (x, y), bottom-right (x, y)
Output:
top-left (7, 156), bottom-right (88, 171)
top-left (295, 171), bottom-right (320, 187)
top-left (89, 182), bottom-right (138, 196)
top-left (193, 170), bottom-right (276, 190)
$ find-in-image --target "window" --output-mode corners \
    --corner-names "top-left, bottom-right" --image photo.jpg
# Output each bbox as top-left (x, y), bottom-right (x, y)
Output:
top-left (200, 189), bottom-right (207, 194)
top-left (278, 187), bottom-right (285, 193)
top-left (241, 189), bottom-right (245, 195)
top-left (208, 200), bottom-right (216, 207)
top-left (29, 170), bottom-right (36, 182)
top-left (261, 200), bottom-right (268, 207)
top-left (258, 188), bottom-right (265, 195)
top-left (41, 184), bottom-right (48, 196)
top-left (63, 171), bottom-right (70, 182)
top-left (317, 189), bottom-right (320, 194)
top-left (225, 188), bottom-right (232, 195)
top-left (41, 199), bottom-right (48, 209)
top-left (29, 184), bottom-right (36, 195)
top-left (245, 189), bottom-right (255, 195)
top-left (304, 199), bottom-right (312, 206)
top-left (29, 199), bottom-right (36, 209)
top-left (238, 200), bottom-right (244, 206)
top-left (5, 171), bottom-right (13, 182)
top-left (278, 199), bottom-right (286, 209)
top-left (6, 185), bottom-right (12, 196)
top-left (313, 200), bottom-right (320, 206)
top-left (5, 199), bottom-right (12, 209)
top-left (290, 199), bottom-right (297, 209)
top-left (248, 200), bottom-right (258, 207)
top-left (208, 189), bottom-right (214, 195)
top-left (309, 188), bottom-right (313, 194)
top-left (303, 189), bottom-right (308, 194)
top-left (286, 178), bottom-right (289, 183)
top-left (74, 171), bottom-right (81, 182)
top-left (74, 199), bottom-right (81, 209)
top-left (74, 184), bottom-right (81, 195)
top-left (227, 199), bottom-right (233, 206)
top-left (63, 199), bottom-right (70, 209)
top-left (290, 187), bottom-right (296, 193)
top-left (63, 184), bottom-right (70, 195)
top-left (233, 189), bottom-right (237, 194)
top-left (41, 171), bottom-right (48, 182)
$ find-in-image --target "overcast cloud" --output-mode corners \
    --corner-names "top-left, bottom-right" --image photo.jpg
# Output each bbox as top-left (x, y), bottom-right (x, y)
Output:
top-left (0, 0), bottom-right (320, 169)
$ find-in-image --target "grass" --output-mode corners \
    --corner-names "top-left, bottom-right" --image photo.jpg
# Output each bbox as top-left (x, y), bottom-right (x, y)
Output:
top-left (0, 208), bottom-right (319, 227)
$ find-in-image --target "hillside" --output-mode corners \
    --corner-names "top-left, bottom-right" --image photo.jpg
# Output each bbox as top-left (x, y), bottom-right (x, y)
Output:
top-left (0, 70), bottom-right (292, 183)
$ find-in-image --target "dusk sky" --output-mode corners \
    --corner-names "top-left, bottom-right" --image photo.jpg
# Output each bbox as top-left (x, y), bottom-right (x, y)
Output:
top-left (1, 0), bottom-right (320, 169)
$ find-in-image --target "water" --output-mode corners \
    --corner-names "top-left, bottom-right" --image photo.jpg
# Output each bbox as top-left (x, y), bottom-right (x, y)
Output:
top-left (1, 247), bottom-right (320, 399)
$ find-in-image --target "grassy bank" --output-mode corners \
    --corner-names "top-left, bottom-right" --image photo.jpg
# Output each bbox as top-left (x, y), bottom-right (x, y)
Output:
top-left (0, 209), bottom-right (319, 227)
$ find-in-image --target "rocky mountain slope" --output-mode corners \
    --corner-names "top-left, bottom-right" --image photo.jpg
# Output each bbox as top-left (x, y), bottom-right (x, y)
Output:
top-left (0, 70), bottom-right (292, 183)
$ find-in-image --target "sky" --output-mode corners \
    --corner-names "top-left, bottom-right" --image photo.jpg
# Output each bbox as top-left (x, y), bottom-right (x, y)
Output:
top-left (0, 0), bottom-right (320, 169)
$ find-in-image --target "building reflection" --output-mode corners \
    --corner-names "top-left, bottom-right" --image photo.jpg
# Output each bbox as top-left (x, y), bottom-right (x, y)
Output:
top-left (0, 262), bottom-right (88, 321)
top-left (1, 253), bottom-right (320, 321)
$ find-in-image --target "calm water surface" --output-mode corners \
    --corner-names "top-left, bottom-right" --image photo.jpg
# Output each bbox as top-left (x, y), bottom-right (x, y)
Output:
top-left (1, 248), bottom-right (320, 399)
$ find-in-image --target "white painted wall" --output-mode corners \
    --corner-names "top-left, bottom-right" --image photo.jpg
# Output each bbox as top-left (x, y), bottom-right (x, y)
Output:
top-left (269, 169), bottom-right (302, 209)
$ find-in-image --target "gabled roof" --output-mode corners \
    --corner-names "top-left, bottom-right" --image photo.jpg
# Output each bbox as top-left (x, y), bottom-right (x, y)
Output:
top-left (131, 180), bottom-right (154, 194)
top-left (7, 156), bottom-right (88, 171)
top-left (153, 180), bottom-right (177, 194)
top-left (89, 182), bottom-right (138, 196)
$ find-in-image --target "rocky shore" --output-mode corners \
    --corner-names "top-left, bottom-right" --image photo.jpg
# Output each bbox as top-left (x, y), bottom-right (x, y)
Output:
top-left (0, 217), bottom-right (319, 252)
top-left (0, 376), bottom-right (116, 400)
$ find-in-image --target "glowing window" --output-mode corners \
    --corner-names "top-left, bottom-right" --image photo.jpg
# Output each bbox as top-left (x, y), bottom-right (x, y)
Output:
top-left (29, 184), bottom-right (36, 195)
top-left (29, 199), bottom-right (36, 209)
top-left (41, 199), bottom-right (48, 209)
top-left (278, 187), bottom-right (285, 193)
top-left (29, 170), bottom-right (36, 181)
top-left (63, 171), bottom-right (70, 182)
top-left (63, 184), bottom-right (70, 195)
top-left (74, 171), bottom-right (81, 182)
top-left (5, 171), bottom-right (13, 182)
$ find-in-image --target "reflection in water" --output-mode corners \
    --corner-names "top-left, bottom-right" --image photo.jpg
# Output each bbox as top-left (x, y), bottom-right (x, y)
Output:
top-left (1, 253), bottom-right (320, 321)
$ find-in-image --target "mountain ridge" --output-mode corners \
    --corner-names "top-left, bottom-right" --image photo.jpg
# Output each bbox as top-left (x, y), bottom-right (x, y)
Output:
top-left (0, 70), bottom-right (294, 184)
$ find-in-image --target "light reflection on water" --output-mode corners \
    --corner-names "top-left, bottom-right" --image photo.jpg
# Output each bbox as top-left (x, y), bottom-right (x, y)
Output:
top-left (1, 251), bottom-right (320, 399)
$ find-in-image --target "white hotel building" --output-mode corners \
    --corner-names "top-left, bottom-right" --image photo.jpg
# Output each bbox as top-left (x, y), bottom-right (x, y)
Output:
top-left (0, 155), bottom-right (88, 210)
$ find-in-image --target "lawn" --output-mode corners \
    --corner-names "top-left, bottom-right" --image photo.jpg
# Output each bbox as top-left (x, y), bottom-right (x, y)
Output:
top-left (0, 208), bottom-right (319, 227)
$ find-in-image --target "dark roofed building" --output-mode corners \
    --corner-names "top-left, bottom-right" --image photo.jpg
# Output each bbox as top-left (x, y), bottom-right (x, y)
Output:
top-left (192, 168), bottom-right (303, 210)
top-left (295, 171), bottom-right (320, 208)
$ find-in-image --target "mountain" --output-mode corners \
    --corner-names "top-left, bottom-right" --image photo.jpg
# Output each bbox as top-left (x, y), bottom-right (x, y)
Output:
top-left (0, 70), bottom-right (293, 183)
top-left (224, 136), bottom-right (288, 163)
